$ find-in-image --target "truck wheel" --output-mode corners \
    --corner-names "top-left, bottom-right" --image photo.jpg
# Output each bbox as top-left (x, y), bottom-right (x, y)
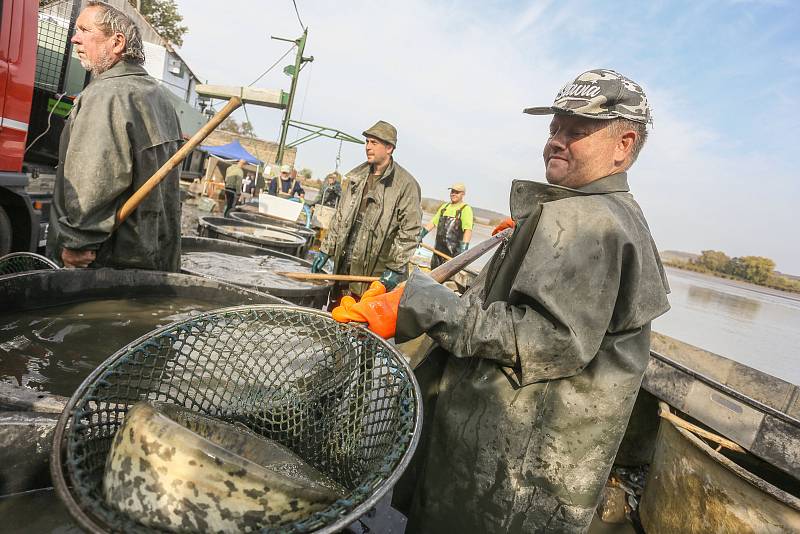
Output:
top-left (0, 205), bottom-right (12, 255)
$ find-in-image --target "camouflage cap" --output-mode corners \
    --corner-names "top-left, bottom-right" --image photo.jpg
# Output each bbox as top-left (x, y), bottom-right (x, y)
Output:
top-left (363, 120), bottom-right (397, 147)
top-left (524, 69), bottom-right (651, 124)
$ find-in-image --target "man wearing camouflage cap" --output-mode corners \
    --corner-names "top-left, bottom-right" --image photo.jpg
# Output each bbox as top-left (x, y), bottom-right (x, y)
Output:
top-left (333, 70), bottom-right (670, 532)
top-left (312, 120), bottom-right (422, 297)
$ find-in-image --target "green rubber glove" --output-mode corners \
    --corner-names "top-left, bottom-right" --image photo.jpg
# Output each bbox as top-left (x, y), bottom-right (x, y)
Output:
top-left (311, 252), bottom-right (329, 273)
top-left (378, 268), bottom-right (404, 291)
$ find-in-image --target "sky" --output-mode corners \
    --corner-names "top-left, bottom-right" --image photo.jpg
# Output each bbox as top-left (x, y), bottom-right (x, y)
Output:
top-left (174, 0), bottom-right (800, 274)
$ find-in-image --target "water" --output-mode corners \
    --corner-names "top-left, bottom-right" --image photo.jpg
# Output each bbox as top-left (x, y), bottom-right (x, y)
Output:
top-left (0, 297), bottom-right (214, 397)
top-left (421, 214), bottom-right (800, 385)
top-left (418, 215), bottom-right (495, 270)
top-left (0, 489), bottom-right (80, 533)
top-left (654, 268), bottom-right (800, 385)
top-left (182, 251), bottom-right (326, 290)
top-left (215, 223), bottom-right (301, 243)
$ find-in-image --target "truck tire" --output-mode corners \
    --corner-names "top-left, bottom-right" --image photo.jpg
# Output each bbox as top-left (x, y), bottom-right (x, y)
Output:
top-left (0, 205), bottom-right (12, 256)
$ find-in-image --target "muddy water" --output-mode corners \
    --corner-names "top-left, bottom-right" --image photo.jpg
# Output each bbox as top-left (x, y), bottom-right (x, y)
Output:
top-left (0, 489), bottom-right (80, 533)
top-left (182, 251), bottom-right (325, 291)
top-left (0, 297), bottom-right (213, 397)
top-left (214, 224), bottom-right (301, 243)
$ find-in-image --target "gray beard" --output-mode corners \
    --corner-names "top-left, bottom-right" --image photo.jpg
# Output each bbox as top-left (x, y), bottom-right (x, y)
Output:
top-left (81, 48), bottom-right (117, 76)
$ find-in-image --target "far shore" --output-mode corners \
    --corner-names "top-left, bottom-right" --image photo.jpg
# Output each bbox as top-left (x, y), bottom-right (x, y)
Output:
top-left (664, 265), bottom-right (800, 302)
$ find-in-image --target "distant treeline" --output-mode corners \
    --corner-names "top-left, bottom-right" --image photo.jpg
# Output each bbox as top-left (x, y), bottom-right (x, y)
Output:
top-left (665, 250), bottom-right (800, 294)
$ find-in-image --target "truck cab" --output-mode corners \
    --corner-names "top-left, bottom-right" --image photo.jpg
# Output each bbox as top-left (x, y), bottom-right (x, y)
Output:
top-left (0, 0), bottom-right (85, 255)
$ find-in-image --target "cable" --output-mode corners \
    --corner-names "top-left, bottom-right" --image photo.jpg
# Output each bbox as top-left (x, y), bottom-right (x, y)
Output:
top-left (292, 60), bottom-right (313, 141)
top-left (291, 0), bottom-right (306, 31)
top-left (24, 92), bottom-right (67, 154)
top-left (249, 45), bottom-right (296, 87)
top-left (242, 104), bottom-right (256, 138)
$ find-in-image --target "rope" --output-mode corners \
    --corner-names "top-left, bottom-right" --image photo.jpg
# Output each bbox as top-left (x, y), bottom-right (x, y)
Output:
top-left (335, 139), bottom-right (343, 172)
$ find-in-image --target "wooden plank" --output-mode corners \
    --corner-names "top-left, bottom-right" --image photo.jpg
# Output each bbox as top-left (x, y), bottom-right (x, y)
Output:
top-left (196, 84), bottom-right (286, 108)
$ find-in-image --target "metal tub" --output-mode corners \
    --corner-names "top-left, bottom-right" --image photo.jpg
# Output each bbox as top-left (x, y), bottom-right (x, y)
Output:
top-left (230, 210), bottom-right (315, 256)
top-left (0, 269), bottom-right (286, 500)
top-left (639, 415), bottom-right (800, 533)
top-left (181, 236), bottom-right (331, 308)
top-left (197, 216), bottom-right (307, 257)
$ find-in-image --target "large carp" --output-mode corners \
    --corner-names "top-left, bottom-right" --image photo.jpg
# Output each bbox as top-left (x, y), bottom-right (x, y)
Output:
top-left (103, 401), bottom-right (346, 532)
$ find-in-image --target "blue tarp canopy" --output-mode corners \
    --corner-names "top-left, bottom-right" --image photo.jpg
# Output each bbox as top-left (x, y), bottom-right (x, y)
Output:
top-left (199, 139), bottom-right (262, 165)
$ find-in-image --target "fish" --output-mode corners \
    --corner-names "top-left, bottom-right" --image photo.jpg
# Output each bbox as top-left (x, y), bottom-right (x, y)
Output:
top-left (103, 401), bottom-right (346, 533)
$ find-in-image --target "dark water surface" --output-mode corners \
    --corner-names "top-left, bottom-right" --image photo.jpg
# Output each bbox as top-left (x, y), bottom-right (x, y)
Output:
top-left (182, 251), bottom-right (326, 290)
top-left (214, 224), bottom-right (300, 243)
top-left (0, 297), bottom-right (214, 397)
top-left (654, 268), bottom-right (800, 385)
top-left (0, 489), bottom-right (80, 533)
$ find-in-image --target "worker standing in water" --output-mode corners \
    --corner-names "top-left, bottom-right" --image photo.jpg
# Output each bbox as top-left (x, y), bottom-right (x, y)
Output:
top-left (420, 182), bottom-right (473, 267)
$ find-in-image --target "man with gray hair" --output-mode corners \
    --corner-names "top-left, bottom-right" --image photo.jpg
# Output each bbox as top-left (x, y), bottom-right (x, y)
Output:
top-left (47, 1), bottom-right (182, 270)
top-left (333, 70), bottom-right (670, 532)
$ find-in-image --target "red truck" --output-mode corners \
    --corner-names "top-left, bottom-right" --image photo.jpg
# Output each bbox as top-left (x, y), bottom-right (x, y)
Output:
top-left (0, 0), bottom-right (86, 255)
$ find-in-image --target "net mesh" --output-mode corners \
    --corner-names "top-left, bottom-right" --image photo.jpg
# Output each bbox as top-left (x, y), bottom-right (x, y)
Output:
top-left (36, 0), bottom-right (79, 92)
top-left (56, 306), bottom-right (420, 533)
top-left (0, 252), bottom-right (59, 275)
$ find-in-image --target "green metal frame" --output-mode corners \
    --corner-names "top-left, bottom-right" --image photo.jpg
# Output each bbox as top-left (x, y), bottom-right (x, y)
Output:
top-left (286, 120), bottom-right (364, 148)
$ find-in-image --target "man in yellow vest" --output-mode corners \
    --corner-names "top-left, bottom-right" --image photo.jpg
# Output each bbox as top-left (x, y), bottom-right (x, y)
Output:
top-left (420, 183), bottom-right (473, 268)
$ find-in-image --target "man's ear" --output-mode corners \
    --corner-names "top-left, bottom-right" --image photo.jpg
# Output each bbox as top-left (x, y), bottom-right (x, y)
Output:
top-left (617, 130), bottom-right (636, 167)
top-left (111, 32), bottom-right (127, 57)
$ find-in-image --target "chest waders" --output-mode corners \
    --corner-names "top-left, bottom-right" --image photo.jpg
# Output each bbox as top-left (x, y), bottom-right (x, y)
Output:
top-left (431, 204), bottom-right (465, 269)
top-left (278, 178), bottom-right (298, 199)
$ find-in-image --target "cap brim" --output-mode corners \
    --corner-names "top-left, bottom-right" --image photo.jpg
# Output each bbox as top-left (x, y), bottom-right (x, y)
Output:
top-left (523, 106), bottom-right (557, 115)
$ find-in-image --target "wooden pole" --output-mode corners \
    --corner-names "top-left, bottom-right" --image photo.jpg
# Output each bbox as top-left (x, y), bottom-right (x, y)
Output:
top-left (115, 97), bottom-right (243, 227)
top-left (278, 272), bottom-right (379, 283)
top-left (657, 402), bottom-right (746, 453)
top-left (427, 228), bottom-right (511, 283)
top-left (421, 242), bottom-right (453, 261)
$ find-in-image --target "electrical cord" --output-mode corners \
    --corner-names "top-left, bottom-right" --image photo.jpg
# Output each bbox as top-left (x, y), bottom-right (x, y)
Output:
top-left (24, 92), bottom-right (67, 154)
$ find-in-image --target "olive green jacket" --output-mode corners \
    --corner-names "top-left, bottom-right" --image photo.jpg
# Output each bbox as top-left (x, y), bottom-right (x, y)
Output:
top-left (224, 165), bottom-right (243, 192)
top-left (46, 62), bottom-right (182, 271)
top-left (393, 173), bottom-right (670, 533)
top-left (320, 159), bottom-right (422, 294)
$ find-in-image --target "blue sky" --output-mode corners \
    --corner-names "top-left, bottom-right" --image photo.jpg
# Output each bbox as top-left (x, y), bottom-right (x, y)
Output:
top-left (175, 0), bottom-right (800, 273)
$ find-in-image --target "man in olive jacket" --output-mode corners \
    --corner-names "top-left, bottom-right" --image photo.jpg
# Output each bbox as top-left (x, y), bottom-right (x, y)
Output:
top-left (312, 121), bottom-right (422, 296)
top-left (333, 70), bottom-right (671, 533)
top-left (46, 2), bottom-right (182, 271)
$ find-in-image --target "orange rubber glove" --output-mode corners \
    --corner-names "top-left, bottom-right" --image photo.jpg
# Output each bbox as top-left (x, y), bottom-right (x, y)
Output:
top-left (492, 217), bottom-right (516, 236)
top-left (331, 281), bottom-right (404, 339)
